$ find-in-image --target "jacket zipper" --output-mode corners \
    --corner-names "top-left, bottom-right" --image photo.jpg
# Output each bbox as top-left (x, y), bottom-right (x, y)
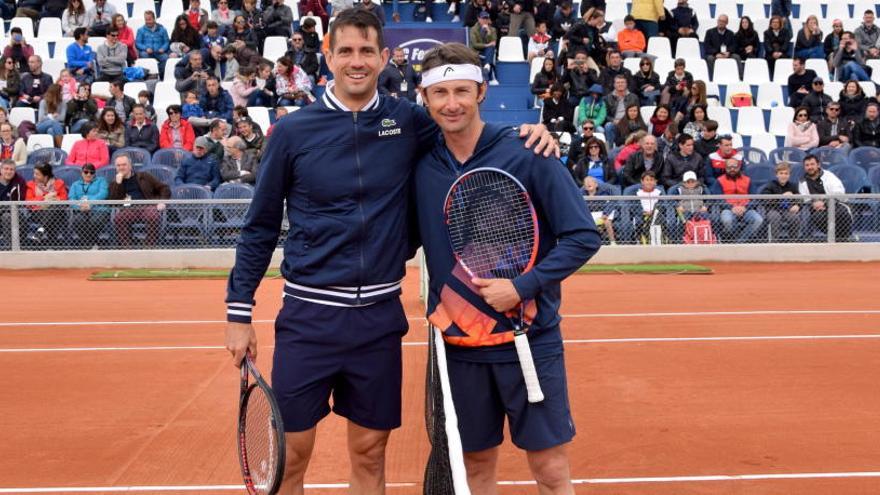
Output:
top-left (353, 111), bottom-right (366, 305)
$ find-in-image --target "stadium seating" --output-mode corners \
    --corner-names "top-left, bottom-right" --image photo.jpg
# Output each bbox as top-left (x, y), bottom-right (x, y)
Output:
top-left (55, 166), bottom-right (84, 188)
top-left (112, 147), bottom-right (153, 169)
top-left (740, 146), bottom-right (769, 168)
top-left (498, 37), bottom-right (525, 62)
top-left (165, 185), bottom-right (212, 244)
top-left (829, 164), bottom-right (870, 193)
top-left (140, 165), bottom-right (176, 188)
top-left (152, 149), bottom-right (192, 169)
top-left (769, 147), bottom-right (807, 167)
top-left (848, 146), bottom-right (880, 172)
top-left (813, 146), bottom-right (849, 169)
top-left (27, 148), bottom-right (68, 167)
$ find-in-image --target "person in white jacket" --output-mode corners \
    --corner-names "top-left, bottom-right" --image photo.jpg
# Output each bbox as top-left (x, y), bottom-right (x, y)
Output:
top-left (798, 154), bottom-right (853, 240)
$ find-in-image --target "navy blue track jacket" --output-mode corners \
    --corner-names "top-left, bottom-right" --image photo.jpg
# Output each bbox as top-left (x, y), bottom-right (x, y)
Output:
top-left (226, 85), bottom-right (437, 322)
top-left (415, 123), bottom-right (602, 363)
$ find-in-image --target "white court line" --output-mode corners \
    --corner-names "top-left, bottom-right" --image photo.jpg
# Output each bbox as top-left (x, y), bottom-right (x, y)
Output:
top-left (2, 471), bottom-right (880, 492)
top-left (3, 334), bottom-right (880, 353)
top-left (1, 309), bottom-right (879, 328)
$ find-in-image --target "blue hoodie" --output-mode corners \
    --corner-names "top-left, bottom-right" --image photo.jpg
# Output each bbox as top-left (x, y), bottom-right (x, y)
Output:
top-left (175, 154), bottom-right (221, 190)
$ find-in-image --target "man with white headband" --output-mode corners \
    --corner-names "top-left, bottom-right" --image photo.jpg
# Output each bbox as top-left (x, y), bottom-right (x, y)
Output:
top-left (414, 42), bottom-right (600, 494)
top-left (224, 9), bottom-right (558, 494)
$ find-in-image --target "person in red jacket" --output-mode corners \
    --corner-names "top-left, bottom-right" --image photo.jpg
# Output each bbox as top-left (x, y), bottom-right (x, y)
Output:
top-left (25, 163), bottom-right (69, 244)
top-left (710, 160), bottom-right (764, 242)
top-left (707, 135), bottom-right (743, 184)
top-left (159, 104), bottom-right (196, 151)
top-left (66, 122), bottom-right (111, 168)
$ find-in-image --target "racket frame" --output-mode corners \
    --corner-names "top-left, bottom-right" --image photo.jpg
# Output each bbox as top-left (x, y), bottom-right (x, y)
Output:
top-left (238, 353), bottom-right (286, 495)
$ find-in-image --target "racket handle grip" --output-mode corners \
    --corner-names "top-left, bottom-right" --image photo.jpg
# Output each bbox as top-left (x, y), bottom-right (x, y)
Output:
top-left (514, 332), bottom-right (544, 403)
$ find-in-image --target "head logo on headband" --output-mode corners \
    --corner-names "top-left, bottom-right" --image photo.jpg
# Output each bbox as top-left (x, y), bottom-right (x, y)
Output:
top-left (443, 67), bottom-right (455, 77)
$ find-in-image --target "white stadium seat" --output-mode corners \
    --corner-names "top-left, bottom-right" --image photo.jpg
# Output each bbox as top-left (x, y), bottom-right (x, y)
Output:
top-left (748, 133), bottom-right (779, 153)
top-left (756, 83), bottom-right (784, 109)
top-left (773, 58), bottom-right (794, 85)
top-left (675, 38), bottom-right (701, 59)
top-left (9, 107), bottom-right (35, 127)
top-left (647, 37), bottom-right (671, 59)
top-left (769, 106), bottom-right (794, 136)
top-left (9, 17), bottom-right (36, 40)
top-left (712, 58), bottom-right (741, 84)
top-left (38, 18), bottom-right (64, 39)
top-left (707, 106), bottom-right (733, 134)
top-left (26, 134), bottom-right (54, 152)
top-left (60, 134), bottom-right (79, 153)
top-left (498, 36), bottom-right (525, 62)
top-left (743, 58), bottom-right (770, 85)
top-left (736, 107), bottom-right (767, 136)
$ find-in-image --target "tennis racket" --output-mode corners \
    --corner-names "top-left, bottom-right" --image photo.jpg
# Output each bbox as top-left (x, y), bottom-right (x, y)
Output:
top-left (444, 167), bottom-right (544, 403)
top-left (238, 351), bottom-right (286, 495)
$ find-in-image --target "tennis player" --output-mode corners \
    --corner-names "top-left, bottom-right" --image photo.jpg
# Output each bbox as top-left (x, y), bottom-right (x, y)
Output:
top-left (414, 43), bottom-right (601, 494)
top-left (224, 9), bottom-right (557, 494)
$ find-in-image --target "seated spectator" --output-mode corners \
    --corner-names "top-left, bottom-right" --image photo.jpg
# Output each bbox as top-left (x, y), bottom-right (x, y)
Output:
top-left (36, 84), bottom-right (66, 146)
top-left (682, 103), bottom-right (708, 138)
top-left (228, 15), bottom-right (260, 52)
top-left (531, 57), bottom-right (558, 103)
top-left (801, 78), bottom-right (832, 121)
top-left (125, 104), bottom-right (159, 154)
top-left (201, 21), bottom-right (228, 49)
top-left (611, 102), bottom-right (647, 147)
top-left (58, 69), bottom-right (78, 102)
top-left (175, 51), bottom-right (210, 97)
top-left (285, 31), bottom-right (319, 85)
top-left (175, 136), bottom-right (221, 190)
top-left (66, 28), bottom-right (95, 84)
top-left (785, 106), bottom-right (820, 151)
top-left (657, 120), bottom-right (679, 157)
top-left (0, 123), bottom-right (26, 166)
top-left (798, 154), bottom-right (853, 240)
top-left (230, 66), bottom-right (259, 108)
top-left (527, 21), bottom-right (552, 62)
top-left (787, 58), bottom-right (817, 108)
top-left (86, 0), bottom-right (116, 36)
top-left (181, 91), bottom-right (205, 122)
top-left (108, 154), bottom-right (170, 247)
top-left (833, 31), bottom-right (870, 82)
top-left (112, 14), bottom-right (138, 64)
top-left (3, 28), bottom-right (35, 74)
top-left (663, 133), bottom-right (704, 188)
top-left (613, 130), bottom-right (646, 172)
top-left (764, 16), bottom-right (793, 76)
top-left (562, 50), bottom-right (599, 106)
top-left (670, 170), bottom-right (708, 217)
top-left (618, 15), bottom-right (647, 59)
top-left (582, 176), bottom-right (617, 243)
top-left (760, 161), bottom-right (801, 241)
top-left (795, 15), bottom-right (824, 59)
top-left (734, 16), bottom-right (760, 60)
top-left (232, 106), bottom-right (251, 132)
top-left (709, 160), bottom-right (763, 242)
top-left (824, 20), bottom-right (844, 63)
top-left (104, 80), bottom-right (135, 123)
top-left (0, 159), bottom-right (26, 202)
top-left (470, 12), bottom-right (498, 84)
top-left (68, 162), bottom-right (110, 247)
top-left (852, 102), bottom-right (880, 148)
top-left (220, 45), bottom-right (241, 82)
top-left (203, 43), bottom-right (236, 82)
top-left (220, 135), bottom-right (259, 184)
top-left (378, 47), bottom-right (419, 102)
top-left (353, 0), bottom-right (385, 26)
top-left (67, 122), bottom-right (111, 168)
top-left (704, 15), bottom-right (742, 75)
top-left (0, 109), bottom-right (17, 139)
top-left (186, 0), bottom-right (210, 34)
top-left (659, 58), bottom-right (693, 108)
top-left (694, 119), bottom-right (720, 160)
top-left (213, 0), bottom-right (239, 30)
top-left (263, 0), bottom-right (295, 37)
top-left (571, 135), bottom-right (612, 184)
top-left (137, 90), bottom-right (157, 122)
top-left (274, 57), bottom-right (313, 106)
top-left (551, 1), bottom-right (577, 42)
top-left (237, 117), bottom-right (264, 158)
top-left (0, 56), bottom-right (21, 109)
top-left (65, 84), bottom-right (98, 134)
top-left (707, 134), bottom-right (742, 184)
top-left (839, 79), bottom-right (868, 123)
top-left (623, 134), bottom-right (665, 187)
top-left (97, 28), bottom-right (129, 82)
top-left (171, 15), bottom-right (203, 58)
top-left (43, 0), bottom-right (69, 18)
top-left (574, 84), bottom-right (606, 131)
top-left (648, 105), bottom-right (672, 138)
top-left (25, 162), bottom-right (69, 243)
top-left (62, 0), bottom-right (89, 38)
top-left (634, 171), bottom-right (663, 244)
top-left (854, 10), bottom-right (880, 60)
top-left (205, 120), bottom-right (228, 161)
top-left (603, 75), bottom-right (640, 143)
top-left (669, 0), bottom-right (698, 49)
top-left (136, 11), bottom-right (171, 72)
top-left (96, 107), bottom-right (126, 153)
top-left (817, 102), bottom-right (852, 145)
top-left (159, 104), bottom-right (196, 151)
top-left (541, 83), bottom-right (574, 132)
top-left (599, 50), bottom-right (635, 94)
top-left (633, 57), bottom-right (661, 106)
top-left (297, 0), bottom-right (329, 32)
top-left (189, 77), bottom-right (234, 131)
top-left (673, 79), bottom-right (706, 122)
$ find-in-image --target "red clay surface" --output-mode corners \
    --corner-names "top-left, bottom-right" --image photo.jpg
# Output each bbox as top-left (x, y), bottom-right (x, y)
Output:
top-left (0, 262), bottom-right (879, 494)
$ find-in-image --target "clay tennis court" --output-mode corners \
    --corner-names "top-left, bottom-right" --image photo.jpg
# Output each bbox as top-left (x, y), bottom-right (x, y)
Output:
top-left (1, 262), bottom-right (879, 494)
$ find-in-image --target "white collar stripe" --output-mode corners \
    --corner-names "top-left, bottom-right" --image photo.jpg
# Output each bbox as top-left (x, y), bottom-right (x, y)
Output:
top-left (323, 80), bottom-right (380, 112)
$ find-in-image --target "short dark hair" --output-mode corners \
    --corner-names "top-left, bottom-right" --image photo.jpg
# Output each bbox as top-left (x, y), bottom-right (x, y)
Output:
top-left (718, 134), bottom-right (733, 144)
top-left (132, 103), bottom-right (144, 111)
top-left (641, 170), bottom-right (657, 180)
top-left (73, 27), bottom-right (88, 40)
top-left (110, 79), bottom-right (125, 90)
top-left (209, 119), bottom-right (226, 132)
top-left (703, 120), bottom-right (719, 132)
top-left (167, 104), bottom-right (182, 115)
top-left (803, 154), bottom-right (820, 166)
top-left (421, 42), bottom-right (481, 73)
top-left (676, 133), bottom-right (694, 145)
top-left (624, 15), bottom-right (635, 23)
top-left (80, 121), bottom-right (97, 138)
top-left (793, 56), bottom-right (806, 65)
top-left (34, 162), bottom-right (53, 178)
top-left (328, 8), bottom-right (385, 52)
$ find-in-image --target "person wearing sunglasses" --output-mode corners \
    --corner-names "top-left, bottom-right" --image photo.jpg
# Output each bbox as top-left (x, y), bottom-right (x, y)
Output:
top-left (800, 77), bottom-right (833, 122)
top-left (817, 104), bottom-right (852, 147)
top-left (785, 106), bottom-right (820, 151)
top-left (68, 162), bottom-right (110, 248)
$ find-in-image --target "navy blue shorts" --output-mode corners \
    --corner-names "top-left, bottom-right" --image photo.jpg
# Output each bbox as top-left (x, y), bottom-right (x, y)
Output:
top-left (271, 296), bottom-right (409, 432)
top-left (446, 353), bottom-right (575, 452)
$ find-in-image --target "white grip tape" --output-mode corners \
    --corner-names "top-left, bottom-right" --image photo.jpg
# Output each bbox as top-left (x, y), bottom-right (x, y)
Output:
top-left (514, 332), bottom-right (545, 403)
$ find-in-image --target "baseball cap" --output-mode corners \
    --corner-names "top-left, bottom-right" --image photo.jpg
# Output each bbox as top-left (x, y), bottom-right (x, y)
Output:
top-left (194, 136), bottom-right (210, 149)
top-left (478, 11), bottom-right (490, 18)
top-left (813, 76), bottom-right (824, 84)
top-left (683, 171), bottom-right (697, 182)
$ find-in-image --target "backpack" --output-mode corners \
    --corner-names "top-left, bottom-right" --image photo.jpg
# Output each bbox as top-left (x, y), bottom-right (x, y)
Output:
top-left (729, 92), bottom-right (753, 107)
top-left (683, 218), bottom-right (717, 244)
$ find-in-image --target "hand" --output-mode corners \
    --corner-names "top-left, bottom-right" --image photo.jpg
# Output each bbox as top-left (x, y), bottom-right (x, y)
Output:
top-left (519, 123), bottom-right (560, 158)
top-left (812, 200), bottom-right (825, 211)
top-left (147, 48), bottom-right (153, 54)
top-left (225, 322), bottom-right (258, 367)
top-left (732, 205), bottom-right (746, 216)
top-left (80, 200), bottom-right (90, 211)
top-left (471, 277), bottom-right (522, 312)
top-left (790, 204), bottom-right (800, 213)
top-left (156, 203), bottom-right (166, 211)
top-left (115, 172), bottom-right (124, 184)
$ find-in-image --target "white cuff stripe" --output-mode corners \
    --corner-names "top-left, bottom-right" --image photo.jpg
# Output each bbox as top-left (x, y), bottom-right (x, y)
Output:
top-left (227, 302), bottom-right (253, 308)
top-left (227, 310), bottom-right (253, 317)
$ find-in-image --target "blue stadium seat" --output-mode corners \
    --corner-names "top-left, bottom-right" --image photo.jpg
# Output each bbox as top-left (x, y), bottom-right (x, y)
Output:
top-left (140, 165), bottom-right (176, 188)
top-left (165, 185), bottom-right (212, 243)
top-left (55, 166), bottom-right (84, 188)
top-left (745, 163), bottom-right (775, 185)
top-left (97, 165), bottom-right (117, 184)
top-left (768, 147), bottom-right (807, 166)
top-left (828, 164), bottom-right (870, 193)
top-left (740, 146), bottom-right (768, 168)
top-left (112, 147), bottom-right (153, 169)
top-left (813, 146), bottom-right (849, 169)
top-left (869, 165), bottom-right (880, 193)
top-left (152, 148), bottom-right (192, 169)
top-left (27, 147), bottom-right (68, 167)
top-left (212, 183), bottom-right (255, 243)
top-left (848, 146), bottom-right (880, 172)
top-left (18, 166), bottom-right (34, 182)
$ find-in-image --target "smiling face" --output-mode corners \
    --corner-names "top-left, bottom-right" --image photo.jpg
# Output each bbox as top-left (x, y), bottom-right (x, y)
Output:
top-left (0, 162), bottom-right (14, 182)
top-left (325, 25), bottom-right (389, 110)
top-left (422, 79), bottom-right (486, 137)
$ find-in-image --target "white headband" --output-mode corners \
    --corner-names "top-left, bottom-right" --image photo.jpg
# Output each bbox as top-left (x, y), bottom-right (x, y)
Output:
top-left (421, 63), bottom-right (484, 88)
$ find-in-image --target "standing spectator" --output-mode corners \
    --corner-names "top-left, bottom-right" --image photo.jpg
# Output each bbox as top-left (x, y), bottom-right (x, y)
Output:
top-left (298, 0), bottom-right (329, 32)
top-left (707, 134), bottom-right (742, 183)
top-left (530, 56), bottom-right (557, 101)
top-left (798, 154), bottom-right (852, 240)
top-left (617, 15), bottom-right (648, 59)
top-left (764, 16), bottom-right (792, 77)
top-left (541, 83), bottom-right (574, 132)
top-left (187, 0), bottom-right (211, 34)
top-left (817, 102), bottom-right (852, 145)
top-left (171, 15), bottom-right (203, 58)
top-left (25, 163), bottom-right (69, 244)
top-left (213, 0), bottom-right (239, 30)
top-left (710, 160), bottom-right (763, 242)
top-left (0, 56), bottom-right (20, 108)
top-left (108, 155), bottom-right (170, 247)
top-left (785, 106), bottom-right (820, 151)
top-left (96, 107), bottom-right (126, 153)
top-left (236, 117), bottom-right (264, 158)
top-left (824, 20), bottom-right (844, 63)
top-left (734, 16), bottom-right (760, 60)
top-left (159, 104), bottom-right (196, 151)
top-left (0, 159), bottom-right (26, 243)
top-left (623, 134), bottom-right (665, 187)
top-left (704, 15), bottom-right (741, 75)
top-left (174, 51), bottom-right (210, 97)
top-left (663, 133), bottom-right (704, 188)
top-left (0, 123), bottom-right (26, 166)
top-left (470, 12), bottom-right (498, 84)
top-left (631, 0), bottom-right (664, 39)
top-left (552, 1), bottom-right (577, 41)
top-left (833, 31), bottom-right (871, 82)
top-left (574, 84), bottom-right (606, 130)
top-left (507, 0), bottom-right (535, 37)
top-left (125, 104), bottom-right (159, 154)
top-left (838, 80), bottom-right (867, 123)
top-left (66, 28), bottom-right (95, 84)
top-left (852, 102), bottom-right (880, 148)
top-left (285, 31), bottom-right (320, 84)
top-left (263, 0), bottom-right (295, 37)
top-left (220, 135), bottom-right (259, 184)
top-left (36, 84), bottom-right (67, 146)
top-left (18, 56), bottom-right (53, 109)
top-left (175, 136), bottom-right (221, 190)
top-left (760, 161), bottom-right (800, 242)
top-left (378, 47), bottom-right (419, 101)
top-left (67, 122), bottom-right (111, 168)
top-left (3, 28), bottom-right (35, 74)
top-left (65, 84), bottom-right (98, 134)
top-left (104, 80), bottom-right (135, 118)
top-left (801, 78), bottom-right (832, 121)
top-left (669, 0), bottom-right (698, 50)
top-left (136, 11), bottom-right (171, 72)
top-left (86, 0), bottom-right (116, 37)
top-left (230, 66), bottom-right (259, 107)
top-left (603, 75), bottom-right (640, 144)
top-left (97, 28), bottom-right (129, 82)
top-left (787, 57), bottom-right (817, 108)
top-left (795, 15), bottom-right (824, 60)
top-left (68, 162), bottom-right (110, 247)
top-left (274, 57), bottom-right (313, 106)
top-left (854, 10), bottom-right (880, 60)
top-left (112, 15), bottom-right (138, 64)
top-left (63, 0), bottom-right (89, 37)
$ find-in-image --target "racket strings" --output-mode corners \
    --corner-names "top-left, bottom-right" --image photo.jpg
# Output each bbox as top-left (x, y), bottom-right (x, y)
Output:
top-left (243, 387), bottom-right (281, 492)
top-left (447, 173), bottom-right (535, 280)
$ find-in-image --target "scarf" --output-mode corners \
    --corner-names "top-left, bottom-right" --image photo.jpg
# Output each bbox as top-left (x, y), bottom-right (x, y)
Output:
top-left (34, 179), bottom-right (56, 199)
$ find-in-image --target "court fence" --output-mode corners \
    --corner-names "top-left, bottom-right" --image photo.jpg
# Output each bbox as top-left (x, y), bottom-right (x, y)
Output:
top-left (1, 194), bottom-right (879, 252)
